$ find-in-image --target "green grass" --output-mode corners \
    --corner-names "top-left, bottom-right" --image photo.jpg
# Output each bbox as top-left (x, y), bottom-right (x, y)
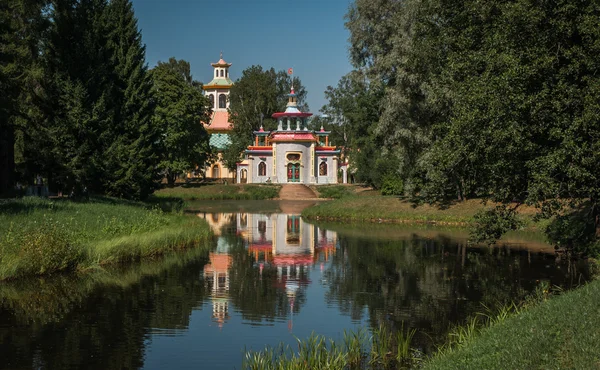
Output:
top-left (153, 184), bottom-right (281, 200)
top-left (302, 196), bottom-right (542, 229)
top-left (422, 278), bottom-right (600, 369)
top-left (0, 196), bottom-right (212, 280)
top-left (311, 185), bottom-right (355, 199)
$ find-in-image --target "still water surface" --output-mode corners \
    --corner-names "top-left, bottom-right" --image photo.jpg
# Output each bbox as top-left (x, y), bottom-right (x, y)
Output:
top-left (0, 201), bottom-right (590, 369)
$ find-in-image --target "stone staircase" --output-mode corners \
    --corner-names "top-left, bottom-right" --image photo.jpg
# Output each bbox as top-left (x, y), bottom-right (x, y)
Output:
top-left (278, 184), bottom-right (318, 200)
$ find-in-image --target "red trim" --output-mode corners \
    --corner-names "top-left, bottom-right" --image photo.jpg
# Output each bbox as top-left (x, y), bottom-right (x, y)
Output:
top-left (315, 146), bottom-right (336, 151)
top-left (247, 146), bottom-right (272, 151)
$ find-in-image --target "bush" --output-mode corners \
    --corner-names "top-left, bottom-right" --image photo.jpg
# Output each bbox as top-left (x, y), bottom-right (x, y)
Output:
top-left (380, 175), bottom-right (404, 196)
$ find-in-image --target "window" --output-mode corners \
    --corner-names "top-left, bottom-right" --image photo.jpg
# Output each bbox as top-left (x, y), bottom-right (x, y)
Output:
top-left (218, 94), bottom-right (226, 109)
top-left (258, 162), bottom-right (266, 176)
top-left (319, 161), bottom-right (328, 176)
top-left (212, 165), bottom-right (220, 178)
top-left (215, 70), bottom-right (218, 78)
top-left (208, 94), bottom-right (214, 109)
top-left (220, 69), bottom-right (224, 77)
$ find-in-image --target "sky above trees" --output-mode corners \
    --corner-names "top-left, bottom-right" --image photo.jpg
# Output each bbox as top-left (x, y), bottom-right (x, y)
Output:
top-left (130, 0), bottom-right (353, 113)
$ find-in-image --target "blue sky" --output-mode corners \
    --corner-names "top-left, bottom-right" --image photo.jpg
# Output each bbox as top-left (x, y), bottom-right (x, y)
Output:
top-left (131, 0), bottom-right (354, 113)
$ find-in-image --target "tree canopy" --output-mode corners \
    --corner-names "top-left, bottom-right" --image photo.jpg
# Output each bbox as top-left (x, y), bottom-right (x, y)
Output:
top-left (340, 0), bottom-right (600, 253)
top-left (150, 58), bottom-right (211, 187)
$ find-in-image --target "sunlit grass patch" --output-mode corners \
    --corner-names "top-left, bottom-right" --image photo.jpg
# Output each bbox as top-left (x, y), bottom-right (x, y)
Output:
top-left (153, 184), bottom-right (281, 200)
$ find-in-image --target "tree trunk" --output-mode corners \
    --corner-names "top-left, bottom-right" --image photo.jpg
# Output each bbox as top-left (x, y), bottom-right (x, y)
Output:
top-left (0, 124), bottom-right (15, 196)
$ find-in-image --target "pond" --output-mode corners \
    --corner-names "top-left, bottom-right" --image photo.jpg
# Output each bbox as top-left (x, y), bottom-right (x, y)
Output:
top-left (0, 201), bottom-right (591, 369)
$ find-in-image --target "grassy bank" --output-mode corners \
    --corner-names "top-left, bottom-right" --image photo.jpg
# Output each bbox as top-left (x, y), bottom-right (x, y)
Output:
top-left (152, 184), bottom-right (281, 200)
top-left (0, 197), bottom-right (212, 280)
top-left (422, 277), bottom-right (600, 369)
top-left (302, 195), bottom-right (542, 229)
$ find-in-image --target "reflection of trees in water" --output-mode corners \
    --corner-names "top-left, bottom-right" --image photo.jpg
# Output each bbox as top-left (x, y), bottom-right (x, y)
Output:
top-left (0, 252), bottom-right (210, 369)
top-left (323, 235), bottom-right (587, 351)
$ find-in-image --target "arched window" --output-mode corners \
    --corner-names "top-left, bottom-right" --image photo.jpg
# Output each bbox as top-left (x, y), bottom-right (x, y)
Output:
top-left (212, 165), bottom-right (220, 178)
top-left (218, 94), bottom-right (226, 109)
top-left (240, 169), bottom-right (247, 183)
top-left (215, 70), bottom-right (218, 78)
top-left (258, 162), bottom-right (266, 176)
top-left (208, 94), bottom-right (214, 109)
top-left (220, 69), bottom-right (224, 77)
top-left (319, 161), bottom-right (328, 176)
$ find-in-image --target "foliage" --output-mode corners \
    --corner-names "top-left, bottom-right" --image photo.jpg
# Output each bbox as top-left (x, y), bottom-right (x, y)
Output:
top-left (223, 65), bottom-right (308, 171)
top-left (0, 0), bottom-right (49, 196)
top-left (101, 0), bottom-right (161, 199)
top-left (343, 0), bottom-right (600, 254)
top-left (380, 174), bottom-right (404, 196)
top-left (150, 58), bottom-right (211, 186)
top-left (471, 206), bottom-right (523, 246)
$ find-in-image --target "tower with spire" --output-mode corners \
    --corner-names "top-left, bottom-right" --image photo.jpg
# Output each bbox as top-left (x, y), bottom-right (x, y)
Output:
top-left (201, 53), bottom-right (235, 181)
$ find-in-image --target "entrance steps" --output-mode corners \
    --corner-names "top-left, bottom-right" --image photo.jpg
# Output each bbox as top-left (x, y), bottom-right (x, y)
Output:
top-left (278, 184), bottom-right (318, 200)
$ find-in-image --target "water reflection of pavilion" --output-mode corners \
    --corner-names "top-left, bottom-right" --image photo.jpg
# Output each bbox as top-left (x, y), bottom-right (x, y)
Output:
top-left (202, 237), bottom-right (232, 328)
top-left (199, 211), bottom-right (337, 328)
top-left (237, 213), bottom-right (336, 267)
top-left (238, 213), bottom-right (337, 319)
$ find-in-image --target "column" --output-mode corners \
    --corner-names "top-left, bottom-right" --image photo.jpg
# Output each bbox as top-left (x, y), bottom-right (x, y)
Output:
top-left (295, 118), bottom-right (301, 131)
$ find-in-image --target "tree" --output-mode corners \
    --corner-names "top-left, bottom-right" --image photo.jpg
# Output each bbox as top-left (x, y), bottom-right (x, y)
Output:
top-left (150, 58), bottom-right (211, 187)
top-left (0, 0), bottom-right (49, 196)
top-left (40, 0), bottom-right (117, 195)
top-left (223, 66), bottom-right (308, 171)
top-left (102, 0), bottom-right (160, 199)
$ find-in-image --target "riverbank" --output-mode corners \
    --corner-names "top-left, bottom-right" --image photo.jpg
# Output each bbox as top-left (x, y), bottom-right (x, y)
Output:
top-left (0, 197), bottom-right (212, 280)
top-left (152, 183), bottom-right (280, 200)
top-left (422, 276), bottom-right (600, 369)
top-left (301, 193), bottom-right (542, 229)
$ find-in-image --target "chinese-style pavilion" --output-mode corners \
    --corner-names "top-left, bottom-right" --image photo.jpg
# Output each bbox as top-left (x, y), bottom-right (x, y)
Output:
top-left (236, 85), bottom-right (342, 184)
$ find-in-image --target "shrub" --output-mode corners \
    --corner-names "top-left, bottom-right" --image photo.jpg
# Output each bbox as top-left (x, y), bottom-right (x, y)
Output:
top-left (380, 174), bottom-right (404, 196)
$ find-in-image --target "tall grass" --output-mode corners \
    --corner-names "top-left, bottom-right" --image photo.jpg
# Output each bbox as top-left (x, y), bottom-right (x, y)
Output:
top-left (242, 325), bottom-right (419, 370)
top-left (0, 197), bottom-right (212, 280)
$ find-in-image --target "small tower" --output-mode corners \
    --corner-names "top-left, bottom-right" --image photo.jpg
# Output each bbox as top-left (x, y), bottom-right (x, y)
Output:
top-left (203, 52), bottom-right (233, 111)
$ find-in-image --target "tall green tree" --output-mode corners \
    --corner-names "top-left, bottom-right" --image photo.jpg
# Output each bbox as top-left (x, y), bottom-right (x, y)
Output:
top-left (223, 65), bottom-right (307, 171)
top-left (0, 0), bottom-right (49, 195)
top-left (42, 0), bottom-right (117, 194)
top-left (150, 58), bottom-right (211, 187)
top-left (102, 0), bottom-right (159, 199)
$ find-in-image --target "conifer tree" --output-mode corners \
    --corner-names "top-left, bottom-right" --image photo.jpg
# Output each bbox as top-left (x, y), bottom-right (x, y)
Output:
top-left (103, 0), bottom-right (159, 199)
top-left (0, 0), bottom-right (48, 195)
top-left (43, 0), bottom-right (116, 194)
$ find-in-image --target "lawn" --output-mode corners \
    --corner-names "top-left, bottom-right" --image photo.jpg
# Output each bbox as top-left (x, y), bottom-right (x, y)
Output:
top-left (152, 183), bottom-right (281, 200)
top-left (302, 194), bottom-right (541, 229)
